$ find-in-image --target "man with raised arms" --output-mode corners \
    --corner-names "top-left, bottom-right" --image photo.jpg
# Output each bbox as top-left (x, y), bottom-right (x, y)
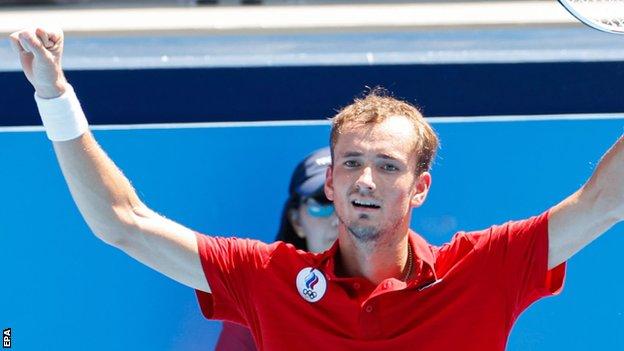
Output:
top-left (9, 28), bottom-right (624, 350)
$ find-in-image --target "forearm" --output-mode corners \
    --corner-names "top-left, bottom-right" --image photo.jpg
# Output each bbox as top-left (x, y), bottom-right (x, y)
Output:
top-left (548, 134), bottom-right (624, 268)
top-left (53, 131), bottom-right (144, 246)
top-left (11, 28), bottom-right (210, 291)
top-left (581, 134), bottom-right (624, 221)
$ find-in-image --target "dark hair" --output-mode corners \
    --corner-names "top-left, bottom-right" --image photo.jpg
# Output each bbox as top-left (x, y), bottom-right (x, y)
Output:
top-left (274, 196), bottom-right (308, 250)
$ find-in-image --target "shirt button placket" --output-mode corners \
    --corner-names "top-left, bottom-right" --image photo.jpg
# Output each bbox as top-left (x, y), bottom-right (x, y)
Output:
top-left (360, 301), bottom-right (381, 338)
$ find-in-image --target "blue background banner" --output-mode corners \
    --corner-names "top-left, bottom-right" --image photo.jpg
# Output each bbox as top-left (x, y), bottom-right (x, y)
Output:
top-left (2, 118), bottom-right (623, 350)
top-left (2, 61), bottom-right (624, 126)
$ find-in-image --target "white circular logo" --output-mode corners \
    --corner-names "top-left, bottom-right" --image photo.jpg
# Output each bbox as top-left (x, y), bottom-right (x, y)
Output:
top-left (296, 267), bottom-right (327, 303)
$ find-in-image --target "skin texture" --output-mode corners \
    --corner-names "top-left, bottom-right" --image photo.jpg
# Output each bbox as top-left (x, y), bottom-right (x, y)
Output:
top-left (9, 27), bottom-right (624, 295)
top-left (325, 116), bottom-right (431, 284)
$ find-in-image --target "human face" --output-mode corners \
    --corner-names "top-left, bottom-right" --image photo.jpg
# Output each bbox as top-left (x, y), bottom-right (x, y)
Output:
top-left (292, 196), bottom-right (338, 253)
top-left (325, 115), bottom-right (431, 243)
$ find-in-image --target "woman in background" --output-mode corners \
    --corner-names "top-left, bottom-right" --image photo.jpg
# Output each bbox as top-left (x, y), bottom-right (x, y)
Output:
top-left (216, 147), bottom-right (337, 350)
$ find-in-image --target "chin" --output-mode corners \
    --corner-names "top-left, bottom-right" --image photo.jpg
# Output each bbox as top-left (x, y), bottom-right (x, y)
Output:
top-left (347, 224), bottom-right (381, 243)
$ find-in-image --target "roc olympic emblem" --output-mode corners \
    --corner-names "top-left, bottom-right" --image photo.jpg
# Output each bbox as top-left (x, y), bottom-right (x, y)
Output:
top-left (296, 267), bottom-right (327, 303)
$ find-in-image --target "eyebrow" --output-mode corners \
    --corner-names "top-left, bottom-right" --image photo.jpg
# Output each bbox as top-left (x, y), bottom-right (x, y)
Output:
top-left (341, 151), bottom-right (402, 162)
top-left (378, 154), bottom-right (401, 161)
top-left (341, 151), bottom-right (363, 158)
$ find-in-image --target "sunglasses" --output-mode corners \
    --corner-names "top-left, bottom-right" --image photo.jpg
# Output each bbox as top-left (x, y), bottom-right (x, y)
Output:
top-left (303, 196), bottom-right (335, 218)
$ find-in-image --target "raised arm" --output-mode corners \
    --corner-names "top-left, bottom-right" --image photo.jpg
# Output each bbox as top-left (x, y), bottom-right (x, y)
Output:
top-left (9, 28), bottom-right (210, 292)
top-left (548, 135), bottom-right (624, 269)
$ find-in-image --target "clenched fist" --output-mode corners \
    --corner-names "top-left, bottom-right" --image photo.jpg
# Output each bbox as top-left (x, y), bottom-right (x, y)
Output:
top-left (9, 28), bottom-right (68, 99)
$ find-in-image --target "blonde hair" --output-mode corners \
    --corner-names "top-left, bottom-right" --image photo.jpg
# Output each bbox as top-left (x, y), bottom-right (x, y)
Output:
top-left (330, 88), bottom-right (439, 174)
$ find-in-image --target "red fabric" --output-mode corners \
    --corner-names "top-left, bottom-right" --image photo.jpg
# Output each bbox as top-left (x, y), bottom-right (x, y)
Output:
top-left (216, 322), bottom-right (256, 351)
top-left (195, 211), bottom-right (565, 351)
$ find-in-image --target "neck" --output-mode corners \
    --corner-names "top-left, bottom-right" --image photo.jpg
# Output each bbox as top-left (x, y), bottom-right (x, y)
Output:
top-left (336, 226), bottom-right (411, 285)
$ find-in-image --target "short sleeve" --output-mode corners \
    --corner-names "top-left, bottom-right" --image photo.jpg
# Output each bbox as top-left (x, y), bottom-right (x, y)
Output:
top-left (194, 233), bottom-right (277, 324)
top-left (472, 211), bottom-right (566, 319)
top-left (216, 322), bottom-right (257, 351)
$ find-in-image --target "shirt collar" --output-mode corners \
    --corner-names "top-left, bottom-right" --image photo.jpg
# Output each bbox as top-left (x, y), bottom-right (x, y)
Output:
top-left (316, 230), bottom-right (437, 285)
top-left (408, 229), bottom-right (437, 280)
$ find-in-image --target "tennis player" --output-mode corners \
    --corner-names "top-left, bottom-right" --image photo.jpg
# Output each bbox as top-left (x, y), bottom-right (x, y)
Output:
top-left (217, 147), bottom-right (337, 350)
top-left (10, 28), bottom-right (624, 350)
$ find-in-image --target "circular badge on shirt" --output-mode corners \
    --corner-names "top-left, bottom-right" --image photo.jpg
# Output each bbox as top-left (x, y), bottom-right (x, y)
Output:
top-left (296, 267), bottom-right (327, 303)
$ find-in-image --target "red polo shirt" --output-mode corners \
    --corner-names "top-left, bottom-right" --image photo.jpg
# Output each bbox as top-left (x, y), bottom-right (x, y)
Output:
top-left (195, 211), bottom-right (565, 350)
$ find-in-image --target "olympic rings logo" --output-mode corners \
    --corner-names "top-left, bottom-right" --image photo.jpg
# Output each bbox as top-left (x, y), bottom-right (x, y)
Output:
top-left (296, 267), bottom-right (327, 302)
top-left (302, 288), bottom-right (317, 299)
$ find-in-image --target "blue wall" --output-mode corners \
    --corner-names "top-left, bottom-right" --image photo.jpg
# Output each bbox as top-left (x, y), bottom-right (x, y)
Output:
top-left (3, 61), bottom-right (624, 127)
top-left (2, 118), bottom-right (623, 350)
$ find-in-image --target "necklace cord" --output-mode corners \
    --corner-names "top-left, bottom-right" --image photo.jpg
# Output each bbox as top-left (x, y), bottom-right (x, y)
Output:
top-left (402, 244), bottom-right (413, 282)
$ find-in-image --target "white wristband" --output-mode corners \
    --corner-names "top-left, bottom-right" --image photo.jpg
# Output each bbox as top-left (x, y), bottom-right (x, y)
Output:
top-left (34, 84), bottom-right (89, 142)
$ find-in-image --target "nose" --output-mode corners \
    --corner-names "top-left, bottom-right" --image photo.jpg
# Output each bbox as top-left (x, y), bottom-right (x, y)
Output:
top-left (355, 166), bottom-right (376, 194)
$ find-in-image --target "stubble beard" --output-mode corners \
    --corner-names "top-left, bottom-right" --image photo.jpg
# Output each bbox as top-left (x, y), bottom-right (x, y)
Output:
top-left (338, 210), bottom-right (407, 246)
top-left (338, 212), bottom-right (381, 243)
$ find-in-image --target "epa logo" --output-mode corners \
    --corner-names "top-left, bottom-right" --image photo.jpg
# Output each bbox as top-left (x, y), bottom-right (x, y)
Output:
top-left (2, 328), bottom-right (10, 349)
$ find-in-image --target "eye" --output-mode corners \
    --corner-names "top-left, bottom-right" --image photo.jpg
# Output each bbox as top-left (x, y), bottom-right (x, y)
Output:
top-left (344, 160), bottom-right (360, 168)
top-left (382, 163), bottom-right (399, 172)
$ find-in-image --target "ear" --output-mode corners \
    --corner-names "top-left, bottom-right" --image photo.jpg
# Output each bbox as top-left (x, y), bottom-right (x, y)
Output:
top-left (410, 171), bottom-right (432, 208)
top-left (324, 166), bottom-right (335, 201)
top-left (289, 208), bottom-right (306, 239)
